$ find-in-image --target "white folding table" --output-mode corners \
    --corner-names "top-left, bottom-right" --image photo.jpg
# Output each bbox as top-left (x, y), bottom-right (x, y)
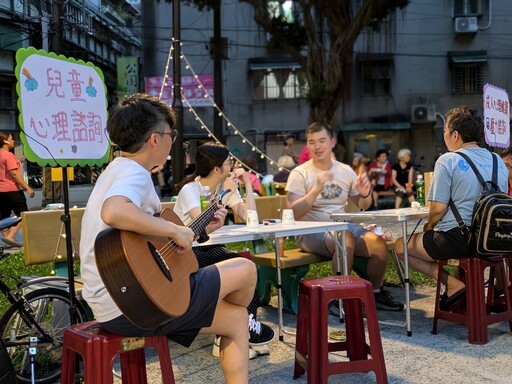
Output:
top-left (331, 207), bottom-right (429, 336)
top-left (197, 221), bottom-right (350, 340)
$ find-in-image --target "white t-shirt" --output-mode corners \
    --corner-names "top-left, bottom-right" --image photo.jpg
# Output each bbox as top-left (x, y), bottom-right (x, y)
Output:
top-left (174, 178), bottom-right (243, 226)
top-left (80, 157), bottom-right (161, 322)
top-left (285, 159), bottom-right (359, 222)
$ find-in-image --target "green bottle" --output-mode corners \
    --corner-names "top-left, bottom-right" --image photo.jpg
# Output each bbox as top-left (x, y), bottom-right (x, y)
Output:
top-left (200, 186), bottom-right (211, 212)
top-left (415, 174), bottom-right (425, 206)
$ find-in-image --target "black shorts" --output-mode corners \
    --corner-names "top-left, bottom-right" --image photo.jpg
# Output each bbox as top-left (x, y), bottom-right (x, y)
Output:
top-left (394, 188), bottom-right (414, 199)
top-left (100, 264), bottom-right (221, 347)
top-left (373, 185), bottom-right (388, 193)
top-left (0, 190), bottom-right (28, 219)
top-left (423, 228), bottom-right (476, 260)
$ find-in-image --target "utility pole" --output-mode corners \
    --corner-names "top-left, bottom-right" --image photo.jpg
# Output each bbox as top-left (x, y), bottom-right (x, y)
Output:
top-left (41, 0), bottom-right (65, 205)
top-left (213, 2), bottom-right (225, 143)
top-left (172, 0), bottom-right (184, 188)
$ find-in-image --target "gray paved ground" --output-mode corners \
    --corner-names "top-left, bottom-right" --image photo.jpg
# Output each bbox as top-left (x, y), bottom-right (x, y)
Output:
top-left (131, 286), bottom-right (512, 384)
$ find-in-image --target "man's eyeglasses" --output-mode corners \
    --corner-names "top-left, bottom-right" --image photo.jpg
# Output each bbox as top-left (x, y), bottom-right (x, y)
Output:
top-left (161, 129), bottom-right (178, 140)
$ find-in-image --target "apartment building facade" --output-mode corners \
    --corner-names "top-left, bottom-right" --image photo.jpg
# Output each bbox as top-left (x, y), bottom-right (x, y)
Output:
top-left (143, 0), bottom-right (509, 173)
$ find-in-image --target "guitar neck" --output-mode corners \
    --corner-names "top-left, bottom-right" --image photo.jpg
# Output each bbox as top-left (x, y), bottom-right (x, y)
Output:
top-left (189, 199), bottom-right (219, 235)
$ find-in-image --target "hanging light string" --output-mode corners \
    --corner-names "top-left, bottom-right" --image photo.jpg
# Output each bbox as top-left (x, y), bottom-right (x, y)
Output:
top-left (158, 43), bottom-right (174, 100)
top-left (163, 40), bottom-right (291, 175)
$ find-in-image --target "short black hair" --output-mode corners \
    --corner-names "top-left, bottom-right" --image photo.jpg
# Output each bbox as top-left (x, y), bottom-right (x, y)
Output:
top-left (445, 106), bottom-right (481, 143)
top-left (500, 147), bottom-right (512, 159)
top-left (107, 93), bottom-right (176, 153)
top-left (305, 122), bottom-right (334, 139)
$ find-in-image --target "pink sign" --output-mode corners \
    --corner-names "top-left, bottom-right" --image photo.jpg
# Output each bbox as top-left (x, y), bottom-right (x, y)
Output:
top-left (483, 83), bottom-right (510, 148)
top-left (145, 75), bottom-right (214, 107)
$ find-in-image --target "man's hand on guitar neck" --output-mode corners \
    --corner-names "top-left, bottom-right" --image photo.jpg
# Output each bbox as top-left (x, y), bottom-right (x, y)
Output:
top-left (169, 223), bottom-right (195, 251)
top-left (206, 205), bottom-right (228, 234)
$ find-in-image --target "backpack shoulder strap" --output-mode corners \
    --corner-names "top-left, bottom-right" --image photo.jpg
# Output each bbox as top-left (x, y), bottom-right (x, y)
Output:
top-left (454, 151), bottom-right (486, 186)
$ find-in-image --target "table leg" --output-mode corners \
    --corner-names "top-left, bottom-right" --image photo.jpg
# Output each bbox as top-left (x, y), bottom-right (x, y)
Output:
top-left (275, 236), bottom-right (285, 341)
top-left (332, 230), bottom-right (348, 322)
top-left (402, 221), bottom-right (412, 336)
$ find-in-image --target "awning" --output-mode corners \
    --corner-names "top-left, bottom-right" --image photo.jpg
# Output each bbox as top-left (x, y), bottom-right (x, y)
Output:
top-left (448, 51), bottom-right (487, 63)
top-left (248, 58), bottom-right (301, 71)
top-left (341, 122), bottom-right (411, 131)
top-left (356, 53), bottom-right (394, 62)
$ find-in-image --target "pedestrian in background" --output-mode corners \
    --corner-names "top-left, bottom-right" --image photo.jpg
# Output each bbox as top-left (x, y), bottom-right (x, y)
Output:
top-left (390, 148), bottom-right (416, 208)
top-left (0, 132), bottom-right (35, 247)
top-left (500, 147), bottom-right (512, 195)
top-left (368, 149), bottom-right (391, 209)
top-left (281, 133), bottom-right (299, 164)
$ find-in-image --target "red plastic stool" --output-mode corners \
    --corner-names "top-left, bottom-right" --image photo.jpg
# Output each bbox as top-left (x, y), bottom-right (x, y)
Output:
top-left (432, 256), bottom-right (512, 344)
top-left (294, 275), bottom-right (388, 384)
top-left (61, 321), bottom-right (175, 384)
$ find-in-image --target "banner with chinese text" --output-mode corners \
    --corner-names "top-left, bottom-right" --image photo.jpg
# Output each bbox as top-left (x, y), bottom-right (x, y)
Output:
top-left (15, 47), bottom-right (109, 167)
top-left (483, 84), bottom-right (510, 148)
top-left (117, 56), bottom-right (139, 99)
top-left (144, 75), bottom-right (214, 107)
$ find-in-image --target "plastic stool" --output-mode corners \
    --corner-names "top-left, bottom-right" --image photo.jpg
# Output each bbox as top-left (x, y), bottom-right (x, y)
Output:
top-left (61, 321), bottom-right (175, 384)
top-left (294, 275), bottom-right (388, 384)
top-left (432, 256), bottom-right (512, 344)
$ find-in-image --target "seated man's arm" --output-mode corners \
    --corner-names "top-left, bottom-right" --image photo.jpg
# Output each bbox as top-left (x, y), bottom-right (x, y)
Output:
top-left (424, 200), bottom-right (448, 231)
top-left (348, 173), bottom-right (373, 210)
top-left (101, 195), bottom-right (194, 249)
top-left (287, 170), bottom-right (333, 219)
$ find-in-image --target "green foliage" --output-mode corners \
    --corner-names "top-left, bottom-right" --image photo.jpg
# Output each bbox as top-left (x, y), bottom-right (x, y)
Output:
top-left (267, 16), bottom-right (307, 51)
top-left (0, 252), bottom-right (80, 315)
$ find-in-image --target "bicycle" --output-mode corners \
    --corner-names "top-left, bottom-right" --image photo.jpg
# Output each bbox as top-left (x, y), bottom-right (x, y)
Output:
top-left (0, 216), bottom-right (88, 384)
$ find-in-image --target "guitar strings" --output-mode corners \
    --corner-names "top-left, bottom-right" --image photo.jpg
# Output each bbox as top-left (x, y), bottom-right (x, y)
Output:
top-left (157, 197), bottom-right (220, 257)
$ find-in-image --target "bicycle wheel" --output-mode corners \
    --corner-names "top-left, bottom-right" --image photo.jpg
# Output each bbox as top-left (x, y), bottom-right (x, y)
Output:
top-left (0, 287), bottom-right (87, 384)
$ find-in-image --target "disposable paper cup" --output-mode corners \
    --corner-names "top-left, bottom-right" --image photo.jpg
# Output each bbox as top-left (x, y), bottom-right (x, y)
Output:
top-left (281, 209), bottom-right (295, 225)
top-left (246, 209), bottom-right (260, 228)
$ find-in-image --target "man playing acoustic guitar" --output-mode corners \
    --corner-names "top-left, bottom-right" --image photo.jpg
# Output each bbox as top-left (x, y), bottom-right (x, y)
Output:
top-left (80, 93), bottom-right (256, 383)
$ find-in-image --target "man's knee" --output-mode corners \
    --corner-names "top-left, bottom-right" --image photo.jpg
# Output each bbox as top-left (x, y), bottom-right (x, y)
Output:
top-left (359, 232), bottom-right (388, 258)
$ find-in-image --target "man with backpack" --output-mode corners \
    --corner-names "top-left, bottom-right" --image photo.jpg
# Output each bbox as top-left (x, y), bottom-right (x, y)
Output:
top-left (394, 107), bottom-right (508, 309)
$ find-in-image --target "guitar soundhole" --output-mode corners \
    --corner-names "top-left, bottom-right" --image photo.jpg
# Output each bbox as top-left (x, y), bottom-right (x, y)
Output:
top-left (147, 241), bottom-right (173, 282)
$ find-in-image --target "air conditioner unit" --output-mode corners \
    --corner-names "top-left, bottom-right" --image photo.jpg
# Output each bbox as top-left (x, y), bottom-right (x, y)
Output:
top-left (454, 17), bottom-right (478, 34)
top-left (411, 105), bottom-right (436, 124)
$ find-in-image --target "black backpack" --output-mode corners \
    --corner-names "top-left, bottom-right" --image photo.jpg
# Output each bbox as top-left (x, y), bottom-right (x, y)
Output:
top-left (449, 151), bottom-right (512, 257)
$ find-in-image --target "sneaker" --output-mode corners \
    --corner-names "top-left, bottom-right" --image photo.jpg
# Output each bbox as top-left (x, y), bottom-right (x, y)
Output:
top-left (248, 314), bottom-right (275, 346)
top-left (212, 336), bottom-right (258, 359)
top-left (374, 287), bottom-right (404, 311)
top-left (250, 344), bottom-right (270, 356)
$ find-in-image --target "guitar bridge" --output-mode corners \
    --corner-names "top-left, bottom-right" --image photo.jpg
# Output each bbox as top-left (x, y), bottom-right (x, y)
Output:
top-left (147, 241), bottom-right (173, 282)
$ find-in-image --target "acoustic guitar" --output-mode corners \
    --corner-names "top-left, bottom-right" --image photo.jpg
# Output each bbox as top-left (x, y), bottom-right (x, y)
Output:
top-left (95, 190), bottom-right (229, 329)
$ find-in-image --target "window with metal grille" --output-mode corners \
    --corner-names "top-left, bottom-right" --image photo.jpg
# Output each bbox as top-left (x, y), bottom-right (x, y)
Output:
top-left (0, 81), bottom-right (14, 109)
top-left (451, 63), bottom-right (484, 94)
top-left (453, 0), bottom-right (483, 16)
top-left (252, 70), bottom-right (308, 100)
top-left (360, 61), bottom-right (392, 96)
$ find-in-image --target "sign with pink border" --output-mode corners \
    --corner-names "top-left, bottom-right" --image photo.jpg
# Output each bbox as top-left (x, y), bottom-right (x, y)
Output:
top-left (483, 83), bottom-right (510, 148)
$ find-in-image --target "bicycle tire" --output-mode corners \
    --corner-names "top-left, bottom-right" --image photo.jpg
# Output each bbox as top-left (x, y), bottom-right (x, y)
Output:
top-left (0, 287), bottom-right (87, 384)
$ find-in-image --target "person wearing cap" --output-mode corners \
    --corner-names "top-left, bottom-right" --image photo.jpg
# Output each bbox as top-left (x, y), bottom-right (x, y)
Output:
top-left (281, 133), bottom-right (299, 164)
